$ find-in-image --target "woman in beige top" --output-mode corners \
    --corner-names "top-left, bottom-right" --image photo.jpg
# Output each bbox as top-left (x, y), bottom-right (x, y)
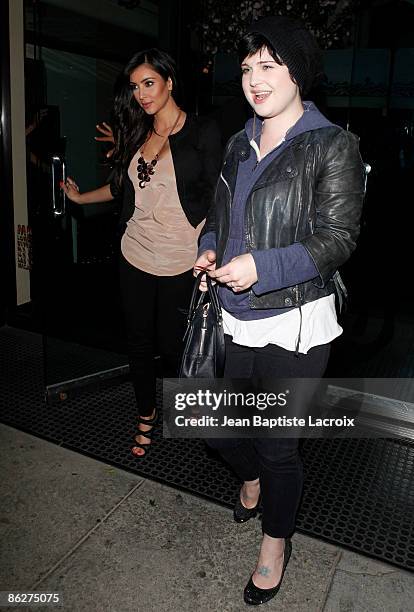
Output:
top-left (62, 48), bottom-right (221, 457)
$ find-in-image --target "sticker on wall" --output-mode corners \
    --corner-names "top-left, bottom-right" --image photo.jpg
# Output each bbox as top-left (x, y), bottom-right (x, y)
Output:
top-left (17, 224), bottom-right (32, 270)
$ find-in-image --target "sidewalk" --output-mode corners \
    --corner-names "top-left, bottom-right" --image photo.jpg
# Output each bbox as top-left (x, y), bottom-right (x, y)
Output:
top-left (1, 423), bottom-right (412, 612)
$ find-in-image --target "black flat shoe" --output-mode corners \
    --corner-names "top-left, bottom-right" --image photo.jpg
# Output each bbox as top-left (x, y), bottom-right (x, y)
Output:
top-left (233, 494), bottom-right (261, 523)
top-left (243, 538), bottom-right (292, 605)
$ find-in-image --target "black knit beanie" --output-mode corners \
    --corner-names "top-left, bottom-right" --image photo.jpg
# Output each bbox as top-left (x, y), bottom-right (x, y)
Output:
top-left (246, 16), bottom-right (323, 96)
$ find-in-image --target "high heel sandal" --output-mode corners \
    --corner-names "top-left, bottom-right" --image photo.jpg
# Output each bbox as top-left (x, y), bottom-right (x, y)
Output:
top-left (131, 410), bottom-right (157, 458)
top-left (243, 538), bottom-right (292, 605)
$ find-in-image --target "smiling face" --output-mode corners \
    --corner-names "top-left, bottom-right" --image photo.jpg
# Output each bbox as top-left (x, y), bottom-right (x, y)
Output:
top-left (129, 63), bottom-right (172, 115)
top-left (241, 47), bottom-right (301, 120)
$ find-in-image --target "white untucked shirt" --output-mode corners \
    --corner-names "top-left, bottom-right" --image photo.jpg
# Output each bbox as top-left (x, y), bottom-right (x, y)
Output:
top-left (222, 294), bottom-right (342, 354)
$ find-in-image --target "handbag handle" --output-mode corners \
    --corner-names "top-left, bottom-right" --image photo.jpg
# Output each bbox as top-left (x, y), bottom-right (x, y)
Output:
top-left (187, 272), bottom-right (222, 326)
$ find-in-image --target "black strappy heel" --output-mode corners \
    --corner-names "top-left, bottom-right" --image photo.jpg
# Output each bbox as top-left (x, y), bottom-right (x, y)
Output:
top-left (131, 411), bottom-right (158, 458)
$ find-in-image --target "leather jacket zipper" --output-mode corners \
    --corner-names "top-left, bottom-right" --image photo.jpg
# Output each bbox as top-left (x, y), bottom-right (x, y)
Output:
top-left (294, 285), bottom-right (300, 305)
top-left (199, 303), bottom-right (209, 354)
top-left (220, 171), bottom-right (232, 205)
top-left (220, 171), bottom-right (232, 266)
top-left (294, 285), bottom-right (302, 356)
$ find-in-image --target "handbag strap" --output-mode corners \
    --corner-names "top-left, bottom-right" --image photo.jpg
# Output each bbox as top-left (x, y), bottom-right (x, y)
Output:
top-left (187, 272), bottom-right (204, 324)
top-left (187, 272), bottom-right (222, 325)
top-left (205, 274), bottom-right (222, 325)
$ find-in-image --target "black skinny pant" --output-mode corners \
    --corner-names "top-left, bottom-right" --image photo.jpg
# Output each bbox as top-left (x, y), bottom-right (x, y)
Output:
top-left (119, 254), bottom-right (193, 417)
top-left (207, 336), bottom-right (330, 538)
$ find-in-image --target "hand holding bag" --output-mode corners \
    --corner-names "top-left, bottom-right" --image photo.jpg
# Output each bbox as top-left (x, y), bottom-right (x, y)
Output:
top-left (179, 272), bottom-right (225, 378)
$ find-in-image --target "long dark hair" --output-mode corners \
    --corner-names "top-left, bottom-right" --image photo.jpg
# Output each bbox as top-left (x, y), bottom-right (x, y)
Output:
top-left (111, 48), bottom-right (181, 187)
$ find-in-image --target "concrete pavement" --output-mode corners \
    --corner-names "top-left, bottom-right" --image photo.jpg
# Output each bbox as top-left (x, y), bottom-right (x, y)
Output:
top-left (1, 424), bottom-right (412, 612)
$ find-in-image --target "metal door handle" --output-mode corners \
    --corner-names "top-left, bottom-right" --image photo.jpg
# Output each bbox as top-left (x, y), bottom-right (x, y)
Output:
top-left (51, 155), bottom-right (66, 217)
top-left (363, 162), bottom-right (371, 194)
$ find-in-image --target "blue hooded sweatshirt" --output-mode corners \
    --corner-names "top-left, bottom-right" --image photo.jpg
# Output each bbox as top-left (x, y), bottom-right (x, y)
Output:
top-left (199, 102), bottom-right (335, 320)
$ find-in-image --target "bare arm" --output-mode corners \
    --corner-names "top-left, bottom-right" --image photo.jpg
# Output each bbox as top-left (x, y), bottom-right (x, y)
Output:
top-left (60, 177), bottom-right (114, 204)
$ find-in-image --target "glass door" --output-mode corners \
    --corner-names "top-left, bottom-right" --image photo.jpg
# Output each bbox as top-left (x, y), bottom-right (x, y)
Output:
top-left (23, 0), bottom-right (157, 401)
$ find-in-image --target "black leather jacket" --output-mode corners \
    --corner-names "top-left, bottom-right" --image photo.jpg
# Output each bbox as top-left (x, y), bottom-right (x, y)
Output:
top-left (203, 125), bottom-right (366, 310)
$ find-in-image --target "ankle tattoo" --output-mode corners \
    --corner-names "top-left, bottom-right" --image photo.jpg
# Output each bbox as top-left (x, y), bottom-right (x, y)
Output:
top-left (243, 490), bottom-right (255, 500)
top-left (257, 565), bottom-right (271, 577)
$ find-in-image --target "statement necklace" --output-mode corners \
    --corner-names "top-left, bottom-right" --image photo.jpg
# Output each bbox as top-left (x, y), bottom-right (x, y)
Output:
top-left (137, 110), bottom-right (182, 189)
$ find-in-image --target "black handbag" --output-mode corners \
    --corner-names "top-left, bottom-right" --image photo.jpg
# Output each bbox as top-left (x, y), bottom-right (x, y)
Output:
top-left (179, 272), bottom-right (225, 378)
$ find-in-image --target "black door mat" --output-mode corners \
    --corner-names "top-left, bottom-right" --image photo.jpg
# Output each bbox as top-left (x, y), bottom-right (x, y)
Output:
top-left (1, 326), bottom-right (414, 571)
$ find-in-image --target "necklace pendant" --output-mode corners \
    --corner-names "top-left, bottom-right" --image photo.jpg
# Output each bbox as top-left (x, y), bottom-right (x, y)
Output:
top-left (136, 138), bottom-right (162, 188)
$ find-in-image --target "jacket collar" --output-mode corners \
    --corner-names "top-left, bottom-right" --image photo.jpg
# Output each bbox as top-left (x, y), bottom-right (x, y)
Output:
top-left (222, 129), bottom-right (308, 192)
top-left (230, 127), bottom-right (309, 159)
top-left (251, 146), bottom-right (298, 191)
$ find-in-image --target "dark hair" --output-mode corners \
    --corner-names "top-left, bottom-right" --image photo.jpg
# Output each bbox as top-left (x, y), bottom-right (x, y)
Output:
top-left (111, 48), bottom-right (181, 186)
top-left (238, 32), bottom-right (284, 68)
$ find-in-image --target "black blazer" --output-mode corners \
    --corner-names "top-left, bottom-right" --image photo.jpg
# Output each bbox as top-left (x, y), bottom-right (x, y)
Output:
top-left (110, 113), bottom-right (222, 229)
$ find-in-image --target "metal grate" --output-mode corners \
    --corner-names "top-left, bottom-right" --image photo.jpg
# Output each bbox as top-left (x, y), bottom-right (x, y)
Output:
top-left (1, 326), bottom-right (414, 571)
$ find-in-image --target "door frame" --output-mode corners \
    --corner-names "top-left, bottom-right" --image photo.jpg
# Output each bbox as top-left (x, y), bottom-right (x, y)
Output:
top-left (0, 0), bottom-right (17, 326)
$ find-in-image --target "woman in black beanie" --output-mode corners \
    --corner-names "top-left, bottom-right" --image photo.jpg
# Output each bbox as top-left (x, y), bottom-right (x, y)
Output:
top-left (195, 16), bottom-right (365, 605)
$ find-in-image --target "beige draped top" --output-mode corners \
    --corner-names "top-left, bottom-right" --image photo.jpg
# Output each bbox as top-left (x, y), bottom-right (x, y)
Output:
top-left (121, 145), bottom-right (203, 276)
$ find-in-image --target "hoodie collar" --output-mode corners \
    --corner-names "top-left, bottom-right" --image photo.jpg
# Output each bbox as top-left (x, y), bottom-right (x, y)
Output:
top-left (245, 101), bottom-right (334, 148)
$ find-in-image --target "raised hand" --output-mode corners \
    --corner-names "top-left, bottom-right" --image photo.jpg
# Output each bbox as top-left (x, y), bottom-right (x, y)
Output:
top-left (94, 122), bottom-right (115, 158)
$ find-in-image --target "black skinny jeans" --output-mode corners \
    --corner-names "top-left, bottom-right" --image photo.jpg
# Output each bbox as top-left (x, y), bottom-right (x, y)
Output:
top-left (119, 254), bottom-right (193, 417)
top-left (207, 336), bottom-right (330, 538)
